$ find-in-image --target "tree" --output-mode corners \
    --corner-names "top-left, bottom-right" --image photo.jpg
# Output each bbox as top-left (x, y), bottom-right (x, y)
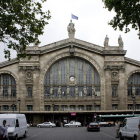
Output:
top-left (102, 0), bottom-right (140, 39)
top-left (0, 0), bottom-right (51, 60)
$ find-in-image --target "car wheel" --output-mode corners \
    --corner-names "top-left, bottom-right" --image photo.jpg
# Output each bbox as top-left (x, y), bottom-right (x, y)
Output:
top-left (108, 123), bottom-right (111, 127)
top-left (14, 135), bottom-right (18, 140)
top-left (133, 135), bottom-right (137, 140)
top-left (119, 133), bottom-right (124, 140)
top-left (49, 125), bottom-right (52, 128)
top-left (76, 125), bottom-right (78, 127)
top-left (66, 125), bottom-right (69, 127)
top-left (38, 125), bottom-right (41, 128)
top-left (23, 131), bottom-right (26, 138)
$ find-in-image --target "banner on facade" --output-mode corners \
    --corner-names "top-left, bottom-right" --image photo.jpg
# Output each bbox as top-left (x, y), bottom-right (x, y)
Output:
top-left (71, 113), bottom-right (76, 116)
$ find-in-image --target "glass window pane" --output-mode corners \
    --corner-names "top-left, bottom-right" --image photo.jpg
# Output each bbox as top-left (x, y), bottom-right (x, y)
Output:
top-left (78, 86), bottom-right (84, 97)
top-left (45, 105), bottom-right (50, 111)
top-left (11, 86), bottom-right (16, 97)
top-left (61, 105), bottom-right (67, 111)
top-left (69, 58), bottom-right (75, 76)
top-left (3, 87), bottom-right (8, 97)
top-left (61, 59), bottom-right (67, 84)
top-left (86, 105), bottom-right (92, 111)
top-left (77, 59), bottom-right (84, 84)
top-left (52, 62), bottom-right (59, 85)
top-left (86, 86), bottom-right (92, 96)
top-left (135, 87), bottom-right (140, 95)
top-left (3, 75), bottom-right (9, 85)
top-left (112, 86), bottom-right (117, 96)
top-left (11, 76), bottom-right (16, 85)
top-left (44, 87), bottom-right (50, 96)
top-left (53, 87), bottom-right (58, 97)
top-left (70, 105), bottom-right (75, 111)
top-left (61, 86), bottom-right (67, 97)
top-left (86, 63), bottom-right (92, 85)
top-left (27, 105), bottom-right (33, 111)
top-left (134, 74), bottom-right (140, 85)
top-left (44, 69), bottom-right (50, 85)
top-left (128, 86), bottom-right (132, 96)
top-left (69, 86), bottom-right (75, 97)
top-left (94, 69), bottom-right (100, 85)
top-left (27, 87), bottom-right (32, 97)
top-left (128, 75), bottom-right (133, 84)
top-left (3, 105), bottom-right (9, 111)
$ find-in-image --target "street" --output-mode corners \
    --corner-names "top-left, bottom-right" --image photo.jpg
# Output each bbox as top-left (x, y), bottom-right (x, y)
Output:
top-left (19, 126), bottom-right (118, 140)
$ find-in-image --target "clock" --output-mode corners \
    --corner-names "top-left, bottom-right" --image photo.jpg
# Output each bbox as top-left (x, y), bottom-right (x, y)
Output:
top-left (70, 76), bottom-right (75, 82)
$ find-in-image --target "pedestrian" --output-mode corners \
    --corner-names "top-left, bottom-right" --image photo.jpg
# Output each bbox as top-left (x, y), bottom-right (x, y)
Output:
top-left (114, 120), bottom-right (120, 138)
top-left (0, 120), bottom-right (10, 140)
top-left (137, 124), bottom-right (140, 140)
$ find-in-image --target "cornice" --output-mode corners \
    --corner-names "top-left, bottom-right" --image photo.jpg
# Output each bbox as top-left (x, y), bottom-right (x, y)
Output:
top-left (125, 57), bottom-right (140, 67)
top-left (0, 58), bottom-right (19, 68)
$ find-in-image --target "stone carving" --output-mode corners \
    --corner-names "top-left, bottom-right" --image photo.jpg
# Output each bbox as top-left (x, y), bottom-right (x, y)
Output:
top-left (92, 87), bottom-right (95, 96)
top-left (75, 86), bottom-right (78, 96)
top-left (69, 44), bottom-right (75, 55)
top-left (104, 35), bottom-right (109, 47)
top-left (112, 72), bottom-right (118, 79)
top-left (26, 72), bottom-right (33, 79)
top-left (104, 65), bottom-right (125, 71)
top-left (19, 66), bottom-right (40, 71)
top-left (67, 20), bottom-right (75, 38)
top-left (50, 86), bottom-right (53, 95)
top-left (118, 35), bottom-right (123, 47)
top-left (84, 86), bottom-right (87, 96)
top-left (58, 86), bottom-right (61, 98)
top-left (106, 56), bottom-right (124, 61)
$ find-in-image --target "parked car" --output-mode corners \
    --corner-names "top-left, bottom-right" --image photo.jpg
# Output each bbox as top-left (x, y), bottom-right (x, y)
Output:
top-left (87, 122), bottom-right (100, 131)
top-left (119, 117), bottom-right (139, 140)
top-left (64, 121), bottom-right (81, 127)
top-left (27, 124), bottom-right (30, 128)
top-left (37, 122), bottom-right (56, 128)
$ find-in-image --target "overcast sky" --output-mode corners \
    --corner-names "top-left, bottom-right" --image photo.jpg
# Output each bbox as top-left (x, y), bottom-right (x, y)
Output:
top-left (0, 0), bottom-right (140, 62)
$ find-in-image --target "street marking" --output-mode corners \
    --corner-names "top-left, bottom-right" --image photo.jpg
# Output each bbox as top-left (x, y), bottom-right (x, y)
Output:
top-left (26, 129), bottom-right (50, 140)
top-left (100, 132), bottom-right (116, 139)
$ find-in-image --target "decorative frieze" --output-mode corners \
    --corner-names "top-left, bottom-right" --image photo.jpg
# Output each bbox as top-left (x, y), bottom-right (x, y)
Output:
top-left (104, 65), bottom-right (125, 71)
top-left (105, 56), bottom-right (124, 61)
top-left (19, 66), bottom-right (40, 71)
top-left (20, 56), bottom-right (39, 61)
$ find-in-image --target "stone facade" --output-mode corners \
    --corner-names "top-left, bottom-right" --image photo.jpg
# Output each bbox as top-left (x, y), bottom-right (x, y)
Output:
top-left (0, 26), bottom-right (140, 126)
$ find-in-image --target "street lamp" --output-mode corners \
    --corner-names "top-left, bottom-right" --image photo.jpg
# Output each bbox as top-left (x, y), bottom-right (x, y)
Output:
top-left (132, 94), bottom-right (135, 115)
top-left (18, 98), bottom-right (21, 113)
top-left (94, 103), bottom-right (96, 122)
top-left (52, 102), bottom-right (55, 123)
top-left (11, 103), bottom-right (16, 113)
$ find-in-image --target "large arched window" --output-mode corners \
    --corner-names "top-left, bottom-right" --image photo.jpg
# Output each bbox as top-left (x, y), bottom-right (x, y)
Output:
top-left (127, 73), bottom-right (140, 96)
top-left (0, 74), bottom-right (16, 97)
top-left (44, 58), bottom-right (100, 97)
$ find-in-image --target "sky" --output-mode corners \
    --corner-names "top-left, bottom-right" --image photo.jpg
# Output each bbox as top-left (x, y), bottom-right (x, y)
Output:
top-left (0, 0), bottom-right (140, 62)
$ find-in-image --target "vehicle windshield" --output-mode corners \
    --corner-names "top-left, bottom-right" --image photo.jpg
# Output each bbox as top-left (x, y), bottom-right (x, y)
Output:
top-left (0, 118), bottom-right (15, 127)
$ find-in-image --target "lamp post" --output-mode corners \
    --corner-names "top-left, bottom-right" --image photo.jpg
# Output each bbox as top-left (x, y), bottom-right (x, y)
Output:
top-left (11, 103), bottom-right (16, 113)
top-left (132, 94), bottom-right (135, 115)
top-left (52, 102), bottom-right (55, 123)
top-left (94, 103), bottom-right (96, 122)
top-left (18, 98), bottom-right (21, 113)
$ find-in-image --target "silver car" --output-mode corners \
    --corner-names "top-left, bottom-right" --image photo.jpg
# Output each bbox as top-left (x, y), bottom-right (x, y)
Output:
top-left (64, 121), bottom-right (81, 127)
top-left (37, 122), bottom-right (56, 128)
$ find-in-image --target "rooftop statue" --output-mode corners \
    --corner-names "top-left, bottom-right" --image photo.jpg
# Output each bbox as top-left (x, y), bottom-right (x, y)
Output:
top-left (118, 35), bottom-right (123, 47)
top-left (104, 35), bottom-right (109, 47)
top-left (67, 20), bottom-right (75, 38)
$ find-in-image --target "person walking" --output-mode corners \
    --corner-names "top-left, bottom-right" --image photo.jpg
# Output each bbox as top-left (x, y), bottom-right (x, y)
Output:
top-left (114, 120), bottom-right (120, 138)
top-left (0, 120), bottom-right (10, 140)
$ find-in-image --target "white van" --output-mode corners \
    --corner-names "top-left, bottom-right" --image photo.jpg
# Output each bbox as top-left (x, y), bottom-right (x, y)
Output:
top-left (0, 114), bottom-right (27, 140)
top-left (119, 117), bottom-right (139, 140)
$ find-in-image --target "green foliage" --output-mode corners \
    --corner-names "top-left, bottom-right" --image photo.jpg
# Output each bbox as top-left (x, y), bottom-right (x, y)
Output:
top-left (102, 0), bottom-right (140, 39)
top-left (0, 0), bottom-right (51, 60)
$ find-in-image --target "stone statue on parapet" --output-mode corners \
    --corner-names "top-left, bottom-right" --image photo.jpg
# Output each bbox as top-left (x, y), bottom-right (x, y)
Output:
top-left (104, 35), bottom-right (109, 47)
top-left (67, 20), bottom-right (75, 38)
top-left (118, 35), bottom-right (123, 47)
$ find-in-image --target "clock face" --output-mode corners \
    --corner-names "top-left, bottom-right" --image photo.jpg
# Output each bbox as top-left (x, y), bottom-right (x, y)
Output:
top-left (70, 76), bottom-right (75, 82)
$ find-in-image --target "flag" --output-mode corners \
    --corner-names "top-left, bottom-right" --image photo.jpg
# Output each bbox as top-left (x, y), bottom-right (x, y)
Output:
top-left (71, 14), bottom-right (78, 20)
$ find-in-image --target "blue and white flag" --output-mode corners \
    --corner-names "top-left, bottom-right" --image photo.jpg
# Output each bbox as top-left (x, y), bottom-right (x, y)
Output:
top-left (71, 14), bottom-right (78, 20)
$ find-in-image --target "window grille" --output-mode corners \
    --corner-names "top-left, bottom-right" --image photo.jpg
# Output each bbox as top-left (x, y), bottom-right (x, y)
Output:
top-left (44, 69), bottom-right (50, 85)
top-left (86, 63), bottom-right (92, 85)
top-left (11, 76), bottom-right (16, 85)
top-left (135, 87), bottom-right (140, 95)
top-left (52, 62), bottom-right (59, 85)
top-left (128, 104), bottom-right (133, 110)
top-left (112, 105), bottom-right (118, 110)
top-left (3, 87), bottom-right (8, 97)
top-left (77, 59), bottom-right (84, 84)
top-left (45, 105), bottom-right (50, 111)
top-left (94, 69), bottom-right (100, 85)
top-left (78, 86), bottom-right (84, 96)
top-left (86, 105), bottom-right (92, 111)
top-left (112, 86), bottom-right (117, 96)
top-left (3, 105), bottom-right (9, 111)
top-left (136, 104), bottom-right (140, 110)
top-left (127, 86), bottom-right (132, 96)
top-left (44, 87), bottom-right (50, 96)
top-left (27, 105), bottom-right (33, 111)
top-left (54, 105), bottom-right (59, 111)
top-left (70, 105), bottom-right (75, 111)
top-left (86, 86), bottom-right (92, 96)
top-left (61, 105), bottom-right (67, 111)
top-left (69, 58), bottom-right (75, 76)
top-left (11, 106), bottom-right (16, 111)
top-left (69, 86), bottom-right (75, 97)
top-left (3, 75), bottom-right (9, 85)
top-left (27, 87), bottom-right (32, 97)
top-left (61, 59), bottom-right (67, 84)
top-left (11, 86), bottom-right (16, 97)
top-left (53, 87), bottom-right (58, 97)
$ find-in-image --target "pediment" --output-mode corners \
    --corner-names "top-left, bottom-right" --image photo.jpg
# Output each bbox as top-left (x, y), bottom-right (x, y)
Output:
top-left (26, 38), bottom-right (104, 55)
